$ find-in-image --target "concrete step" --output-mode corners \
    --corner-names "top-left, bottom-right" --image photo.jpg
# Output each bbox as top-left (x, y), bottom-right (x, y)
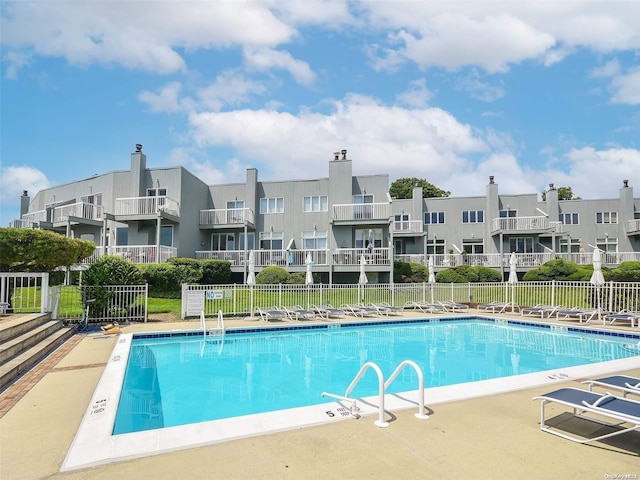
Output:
top-left (0, 314), bottom-right (51, 343)
top-left (0, 326), bottom-right (74, 391)
top-left (0, 320), bottom-right (64, 365)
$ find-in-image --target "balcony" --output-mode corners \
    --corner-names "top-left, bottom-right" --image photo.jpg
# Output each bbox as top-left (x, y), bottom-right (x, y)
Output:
top-left (332, 203), bottom-right (390, 224)
top-left (199, 208), bottom-right (255, 228)
top-left (628, 219), bottom-right (640, 235)
top-left (491, 215), bottom-right (549, 233)
top-left (114, 196), bottom-right (180, 218)
top-left (82, 245), bottom-right (177, 265)
top-left (195, 247), bottom-right (392, 268)
top-left (53, 202), bottom-right (103, 223)
top-left (391, 220), bottom-right (424, 235)
top-left (9, 218), bottom-right (39, 229)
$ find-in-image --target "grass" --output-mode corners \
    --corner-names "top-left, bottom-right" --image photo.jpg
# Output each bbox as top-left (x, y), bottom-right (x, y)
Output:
top-left (148, 297), bottom-right (181, 315)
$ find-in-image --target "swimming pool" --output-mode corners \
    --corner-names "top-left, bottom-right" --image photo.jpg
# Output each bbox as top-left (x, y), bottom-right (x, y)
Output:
top-left (113, 318), bottom-right (639, 435)
top-left (62, 316), bottom-right (640, 471)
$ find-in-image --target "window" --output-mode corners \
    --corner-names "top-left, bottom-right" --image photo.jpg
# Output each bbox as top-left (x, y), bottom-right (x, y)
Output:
top-left (462, 239), bottom-right (484, 254)
top-left (260, 197), bottom-right (284, 214)
top-left (226, 200), bottom-right (245, 223)
top-left (596, 211), bottom-right (617, 224)
top-left (559, 238), bottom-right (581, 253)
top-left (426, 238), bottom-right (445, 255)
top-left (355, 228), bottom-right (382, 249)
top-left (238, 232), bottom-right (255, 250)
top-left (393, 214), bottom-right (411, 231)
top-left (211, 233), bottom-right (235, 251)
top-left (352, 194), bottom-right (373, 219)
top-left (259, 231), bottom-right (283, 249)
top-left (462, 210), bottom-right (484, 223)
top-left (147, 188), bottom-right (167, 197)
top-left (559, 213), bottom-right (579, 225)
top-left (160, 225), bottom-right (173, 247)
top-left (509, 237), bottom-right (533, 253)
top-left (116, 227), bottom-right (128, 246)
top-left (302, 230), bottom-right (327, 249)
top-left (424, 211), bottom-right (445, 224)
top-left (596, 237), bottom-right (617, 252)
top-left (499, 209), bottom-right (517, 218)
top-left (303, 196), bottom-right (328, 212)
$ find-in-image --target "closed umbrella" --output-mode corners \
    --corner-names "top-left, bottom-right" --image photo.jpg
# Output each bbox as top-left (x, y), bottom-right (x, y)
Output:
top-left (590, 248), bottom-right (605, 323)
top-left (506, 252), bottom-right (518, 312)
top-left (246, 250), bottom-right (255, 285)
top-left (358, 254), bottom-right (368, 285)
top-left (305, 253), bottom-right (314, 285)
top-left (428, 255), bottom-right (436, 304)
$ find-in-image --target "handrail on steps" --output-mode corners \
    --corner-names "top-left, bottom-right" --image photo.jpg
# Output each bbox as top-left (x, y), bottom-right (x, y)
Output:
top-left (321, 360), bottom-right (429, 428)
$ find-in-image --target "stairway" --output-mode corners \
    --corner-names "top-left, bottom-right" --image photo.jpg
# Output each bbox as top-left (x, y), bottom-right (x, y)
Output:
top-left (0, 313), bottom-right (74, 391)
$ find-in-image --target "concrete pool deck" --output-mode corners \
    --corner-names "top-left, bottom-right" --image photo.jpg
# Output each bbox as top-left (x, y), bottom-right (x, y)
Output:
top-left (1, 310), bottom-right (639, 479)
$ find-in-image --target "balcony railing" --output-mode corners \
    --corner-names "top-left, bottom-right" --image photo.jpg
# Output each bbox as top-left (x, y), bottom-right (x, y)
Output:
top-left (332, 202), bottom-right (390, 222)
top-left (82, 245), bottom-right (177, 264)
top-left (391, 220), bottom-right (423, 234)
top-left (9, 219), bottom-right (39, 229)
top-left (195, 247), bottom-right (392, 267)
top-left (628, 219), bottom-right (640, 233)
top-left (114, 196), bottom-right (180, 217)
top-left (199, 208), bottom-right (255, 226)
top-left (53, 202), bottom-right (103, 222)
top-left (491, 215), bottom-right (549, 232)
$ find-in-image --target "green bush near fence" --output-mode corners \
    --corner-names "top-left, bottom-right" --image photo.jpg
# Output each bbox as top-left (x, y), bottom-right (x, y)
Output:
top-left (522, 259), bottom-right (593, 281)
top-left (255, 266), bottom-right (290, 284)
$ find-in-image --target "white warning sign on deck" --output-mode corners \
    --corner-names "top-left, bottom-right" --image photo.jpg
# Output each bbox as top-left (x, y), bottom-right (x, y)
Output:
top-left (186, 290), bottom-right (205, 316)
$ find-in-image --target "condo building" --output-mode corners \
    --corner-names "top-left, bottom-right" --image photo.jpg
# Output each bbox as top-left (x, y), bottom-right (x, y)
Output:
top-left (11, 145), bottom-right (640, 284)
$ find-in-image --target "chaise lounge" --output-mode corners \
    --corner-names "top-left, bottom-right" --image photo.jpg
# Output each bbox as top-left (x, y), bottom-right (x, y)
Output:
top-left (532, 387), bottom-right (640, 445)
top-left (582, 375), bottom-right (640, 398)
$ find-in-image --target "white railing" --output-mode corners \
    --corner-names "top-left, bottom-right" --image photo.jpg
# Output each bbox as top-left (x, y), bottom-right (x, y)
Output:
top-left (0, 272), bottom-right (49, 314)
top-left (491, 216), bottom-right (549, 232)
top-left (628, 219), bottom-right (640, 233)
top-left (9, 219), bottom-right (39, 229)
top-left (53, 202), bottom-right (103, 222)
top-left (82, 245), bottom-right (177, 264)
top-left (21, 209), bottom-right (48, 224)
top-left (332, 202), bottom-right (391, 222)
top-left (199, 208), bottom-right (255, 226)
top-left (391, 220), bottom-right (423, 234)
top-left (114, 196), bottom-right (180, 217)
top-left (182, 280), bottom-right (640, 318)
top-left (195, 248), bottom-right (392, 267)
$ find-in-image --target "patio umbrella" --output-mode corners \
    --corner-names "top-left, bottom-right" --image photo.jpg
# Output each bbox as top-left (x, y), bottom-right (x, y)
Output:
top-left (507, 252), bottom-right (518, 312)
top-left (590, 248), bottom-right (605, 323)
top-left (358, 254), bottom-right (368, 285)
top-left (246, 250), bottom-right (255, 285)
top-left (428, 255), bottom-right (436, 304)
top-left (305, 253), bottom-right (314, 285)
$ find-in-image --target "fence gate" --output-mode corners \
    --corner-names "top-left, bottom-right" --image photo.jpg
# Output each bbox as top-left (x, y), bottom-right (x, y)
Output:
top-left (50, 284), bottom-right (148, 323)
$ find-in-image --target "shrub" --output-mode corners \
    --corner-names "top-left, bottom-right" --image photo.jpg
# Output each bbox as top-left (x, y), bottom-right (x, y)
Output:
top-left (608, 261), bottom-right (640, 282)
top-left (435, 269), bottom-right (467, 283)
top-left (256, 266), bottom-right (289, 284)
top-left (286, 272), bottom-right (306, 284)
top-left (200, 259), bottom-right (232, 284)
top-left (474, 266), bottom-right (502, 282)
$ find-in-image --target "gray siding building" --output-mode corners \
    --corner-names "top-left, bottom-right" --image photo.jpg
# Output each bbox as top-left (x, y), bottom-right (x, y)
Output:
top-left (12, 145), bottom-right (640, 283)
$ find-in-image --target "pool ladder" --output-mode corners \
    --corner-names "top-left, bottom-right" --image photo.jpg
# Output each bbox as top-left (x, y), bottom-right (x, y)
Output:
top-left (200, 310), bottom-right (225, 356)
top-left (321, 360), bottom-right (429, 428)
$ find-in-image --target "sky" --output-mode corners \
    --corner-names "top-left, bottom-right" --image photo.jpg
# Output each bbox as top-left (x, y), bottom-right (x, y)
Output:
top-left (1, 1), bottom-right (639, 226)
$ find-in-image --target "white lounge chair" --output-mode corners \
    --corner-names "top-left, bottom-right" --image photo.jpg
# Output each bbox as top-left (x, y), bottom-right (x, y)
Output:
top-left (405, 301), bottom-right (443, 314)
top-left (284, 306), bottom-right (317, 321)
top-left (370, 302), bottom-right (403, 316)
top-left (582, 375), bottom-right (640, 398)
top-left (437, 301), bottom-right (469, 312)
top-left (532, 387), bottom-right (640, 445)
top-left (312, 304), bottom-right (345, 319)
top-left (341, 304), bottom-right (375, 317)
top-left (255, 307), bottom-right (289, 322)
top-left (603, 310), bottom-right (640, 328)
top-left (520, 304), bottom-right (563, 318)
top-left (478, 301), bottom-right (515, 314)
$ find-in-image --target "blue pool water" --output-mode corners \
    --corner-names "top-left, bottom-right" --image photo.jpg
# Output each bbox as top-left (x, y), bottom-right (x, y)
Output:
top-left (113, 319), bottom-right (639, 435)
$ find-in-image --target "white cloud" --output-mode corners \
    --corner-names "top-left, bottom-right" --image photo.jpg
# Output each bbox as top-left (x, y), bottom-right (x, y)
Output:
top-left (590, 59), bottom-right (621, 79)
top-left (0, 165), bottom-right (51, 209)
top-left (139, 82), bottom-right (189, 113)
top-left (456, 71), bottom-right (506, 102)
top-left (396, 78), bottom-right (432, 107)
top-left (243, 47), bottom-right (315, 85)
top-left (609, 68), bottom-right (640, 105)
top-left (1, 1), bottom-right (295, 74)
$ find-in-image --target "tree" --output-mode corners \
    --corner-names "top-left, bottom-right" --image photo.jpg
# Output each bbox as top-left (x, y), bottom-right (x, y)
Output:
top-left (389, 177), bottom-right (450, 199)
top-left (0, 228), bottom-right (95, 273)
top-left (541, 186), bottom-right (581, 201)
